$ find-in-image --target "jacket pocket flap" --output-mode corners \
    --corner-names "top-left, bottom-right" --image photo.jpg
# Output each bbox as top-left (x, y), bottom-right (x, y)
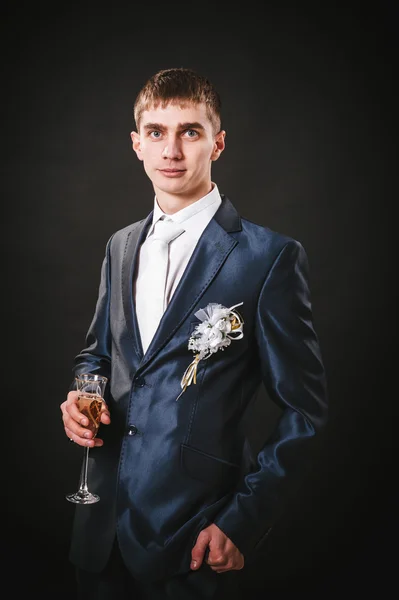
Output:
top-left (181, 443), bottom-right (239, 487)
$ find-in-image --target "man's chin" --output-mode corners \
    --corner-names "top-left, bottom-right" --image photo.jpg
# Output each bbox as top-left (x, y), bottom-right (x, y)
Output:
top-left (155, 177), bottom-right (189, 194)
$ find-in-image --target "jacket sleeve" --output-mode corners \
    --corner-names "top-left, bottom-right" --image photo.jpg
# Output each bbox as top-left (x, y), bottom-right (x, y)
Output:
top-left (69, 235), bottom-right (114, 391)
top-left (213, 239), bottom-right (328, 559)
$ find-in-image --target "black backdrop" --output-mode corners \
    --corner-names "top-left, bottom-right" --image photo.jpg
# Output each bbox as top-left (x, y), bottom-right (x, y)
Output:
top-left (2, 2), bottom-right (397, 597)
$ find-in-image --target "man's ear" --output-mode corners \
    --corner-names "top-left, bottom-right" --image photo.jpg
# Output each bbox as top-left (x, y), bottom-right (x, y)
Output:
top-left (211, 130), bottom-right (226, 162)
top-left (131, 131), bottom-right (143, 160)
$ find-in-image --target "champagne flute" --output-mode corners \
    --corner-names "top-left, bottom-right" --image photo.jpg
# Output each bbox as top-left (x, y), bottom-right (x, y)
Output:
top-left (66, 373), bottom-right (108, 504)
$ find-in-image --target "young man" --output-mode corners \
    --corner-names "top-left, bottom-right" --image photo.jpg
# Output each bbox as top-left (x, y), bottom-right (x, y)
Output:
top-left (61, 67), bottom-right (328, 600)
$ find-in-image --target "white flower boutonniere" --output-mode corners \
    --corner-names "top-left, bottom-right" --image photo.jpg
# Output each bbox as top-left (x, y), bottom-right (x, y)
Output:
top-left (176, 302), bottom-right (244, 400)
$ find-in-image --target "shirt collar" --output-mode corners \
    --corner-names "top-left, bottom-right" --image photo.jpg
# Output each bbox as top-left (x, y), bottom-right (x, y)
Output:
top-left (148, 184), bottom-right (221, 237)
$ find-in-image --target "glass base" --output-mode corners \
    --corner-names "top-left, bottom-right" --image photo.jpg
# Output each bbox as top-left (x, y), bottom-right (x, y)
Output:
top-left (66, 490), bottom-right (100, 504)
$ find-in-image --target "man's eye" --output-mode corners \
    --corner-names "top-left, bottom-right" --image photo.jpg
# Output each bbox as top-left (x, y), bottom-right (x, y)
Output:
top-left (185, 130), bottom-right (198, 138)
top-left (150, 131), bottom-right (161, 138)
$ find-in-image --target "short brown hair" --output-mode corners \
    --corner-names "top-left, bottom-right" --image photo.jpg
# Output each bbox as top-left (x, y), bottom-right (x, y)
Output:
top-left (133, 67), bottom-right (222, 134)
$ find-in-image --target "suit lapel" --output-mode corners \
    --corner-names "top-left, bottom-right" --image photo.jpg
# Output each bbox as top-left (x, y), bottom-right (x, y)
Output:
top-left (122, 212), bottom-right (153, 359)
top-left (139, 196), bottom-right (242, 369)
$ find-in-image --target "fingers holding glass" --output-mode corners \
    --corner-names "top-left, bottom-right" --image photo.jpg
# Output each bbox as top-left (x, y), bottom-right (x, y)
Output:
top-left (65, 373), bottom-right (108, 505)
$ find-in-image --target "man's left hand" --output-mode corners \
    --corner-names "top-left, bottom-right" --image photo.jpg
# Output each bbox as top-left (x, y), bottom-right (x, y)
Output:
top-left (190, 523), bottom-right (244, 573)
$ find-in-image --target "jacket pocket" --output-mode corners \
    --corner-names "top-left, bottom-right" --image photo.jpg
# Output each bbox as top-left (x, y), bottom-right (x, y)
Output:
top-left (180, 443), bottom-right (240, 488)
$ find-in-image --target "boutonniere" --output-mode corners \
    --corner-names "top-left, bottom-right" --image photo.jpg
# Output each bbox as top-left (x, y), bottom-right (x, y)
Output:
top-left (176, 302), bottom-right (244, 400)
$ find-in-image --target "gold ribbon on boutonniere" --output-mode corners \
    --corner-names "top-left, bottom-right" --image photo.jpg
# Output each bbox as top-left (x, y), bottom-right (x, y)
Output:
top-left (176, 302), bottom-right (244, 400)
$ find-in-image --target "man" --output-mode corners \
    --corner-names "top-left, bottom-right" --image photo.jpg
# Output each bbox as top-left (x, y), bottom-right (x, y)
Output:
top-left (61, 67), bottom-right (328, 599)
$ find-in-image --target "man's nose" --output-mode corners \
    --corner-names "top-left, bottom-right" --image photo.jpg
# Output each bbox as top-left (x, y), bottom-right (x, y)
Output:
top-left (161, 137), bottom-right (183, 159)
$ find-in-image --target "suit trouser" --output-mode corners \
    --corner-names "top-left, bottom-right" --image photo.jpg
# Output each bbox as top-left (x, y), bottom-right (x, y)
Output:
top-left (75, 538), bottom-right (244, 600)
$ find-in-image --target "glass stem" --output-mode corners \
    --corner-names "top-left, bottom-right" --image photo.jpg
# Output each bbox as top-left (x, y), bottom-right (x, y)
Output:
top-left (78, 446), bottom-right (90, 494)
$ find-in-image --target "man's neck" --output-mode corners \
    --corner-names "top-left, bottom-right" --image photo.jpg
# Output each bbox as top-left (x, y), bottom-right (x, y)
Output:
top-left (154, 183), bottom-right (213, 215)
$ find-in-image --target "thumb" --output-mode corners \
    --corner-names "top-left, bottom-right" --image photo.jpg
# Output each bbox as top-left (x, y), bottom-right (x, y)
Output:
top-left (191, 530), bottom-right (210, 570)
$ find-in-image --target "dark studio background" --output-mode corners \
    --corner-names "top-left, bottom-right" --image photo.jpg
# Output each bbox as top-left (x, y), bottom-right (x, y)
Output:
top-left (2, 2), bottom-right (397, 597)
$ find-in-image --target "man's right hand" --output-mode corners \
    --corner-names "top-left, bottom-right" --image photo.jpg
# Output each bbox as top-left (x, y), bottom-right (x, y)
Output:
top-left (60, 390), bottom-right (111, 447)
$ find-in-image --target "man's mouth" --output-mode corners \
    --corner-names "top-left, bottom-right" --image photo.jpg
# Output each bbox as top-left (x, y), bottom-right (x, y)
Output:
top-left (159, 169), bottom-right (186, 177)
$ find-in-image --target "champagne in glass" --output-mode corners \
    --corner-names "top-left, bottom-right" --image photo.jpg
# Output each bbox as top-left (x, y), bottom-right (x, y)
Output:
top-left (78, 394), bottom-right (103, 437)
top-left (66, 373), bottom-right (108, 505)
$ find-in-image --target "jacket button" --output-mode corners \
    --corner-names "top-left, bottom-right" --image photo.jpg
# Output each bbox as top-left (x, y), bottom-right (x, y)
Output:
top-left (134, 376), bottom-right (145, 387)
top-left (127, 425), bottom-right (138, 436)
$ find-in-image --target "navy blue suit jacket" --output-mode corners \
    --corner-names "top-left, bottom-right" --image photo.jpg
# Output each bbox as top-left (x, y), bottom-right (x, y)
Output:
top-left (68, 195), bottom-right (328, 582)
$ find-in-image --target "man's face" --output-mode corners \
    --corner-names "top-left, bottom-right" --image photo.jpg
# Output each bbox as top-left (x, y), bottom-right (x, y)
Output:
top-left (131, 102), bottom-right (225, 203)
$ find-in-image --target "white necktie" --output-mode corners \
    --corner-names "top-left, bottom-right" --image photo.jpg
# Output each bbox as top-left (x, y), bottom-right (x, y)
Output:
top-left (136, 217), bottom-right (185, 353)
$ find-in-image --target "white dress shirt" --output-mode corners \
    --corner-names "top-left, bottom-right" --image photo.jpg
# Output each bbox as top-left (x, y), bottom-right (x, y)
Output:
top-left (134, 184), bottom-right (222, 351)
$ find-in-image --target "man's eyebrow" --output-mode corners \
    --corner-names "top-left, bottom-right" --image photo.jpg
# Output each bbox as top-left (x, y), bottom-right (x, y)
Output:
top-left (142, 121), bottom-right (205, 131)
top-left (143, 122), bottom-right (166, 131)
top-left (178, 122), bottom-right (205, 131)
